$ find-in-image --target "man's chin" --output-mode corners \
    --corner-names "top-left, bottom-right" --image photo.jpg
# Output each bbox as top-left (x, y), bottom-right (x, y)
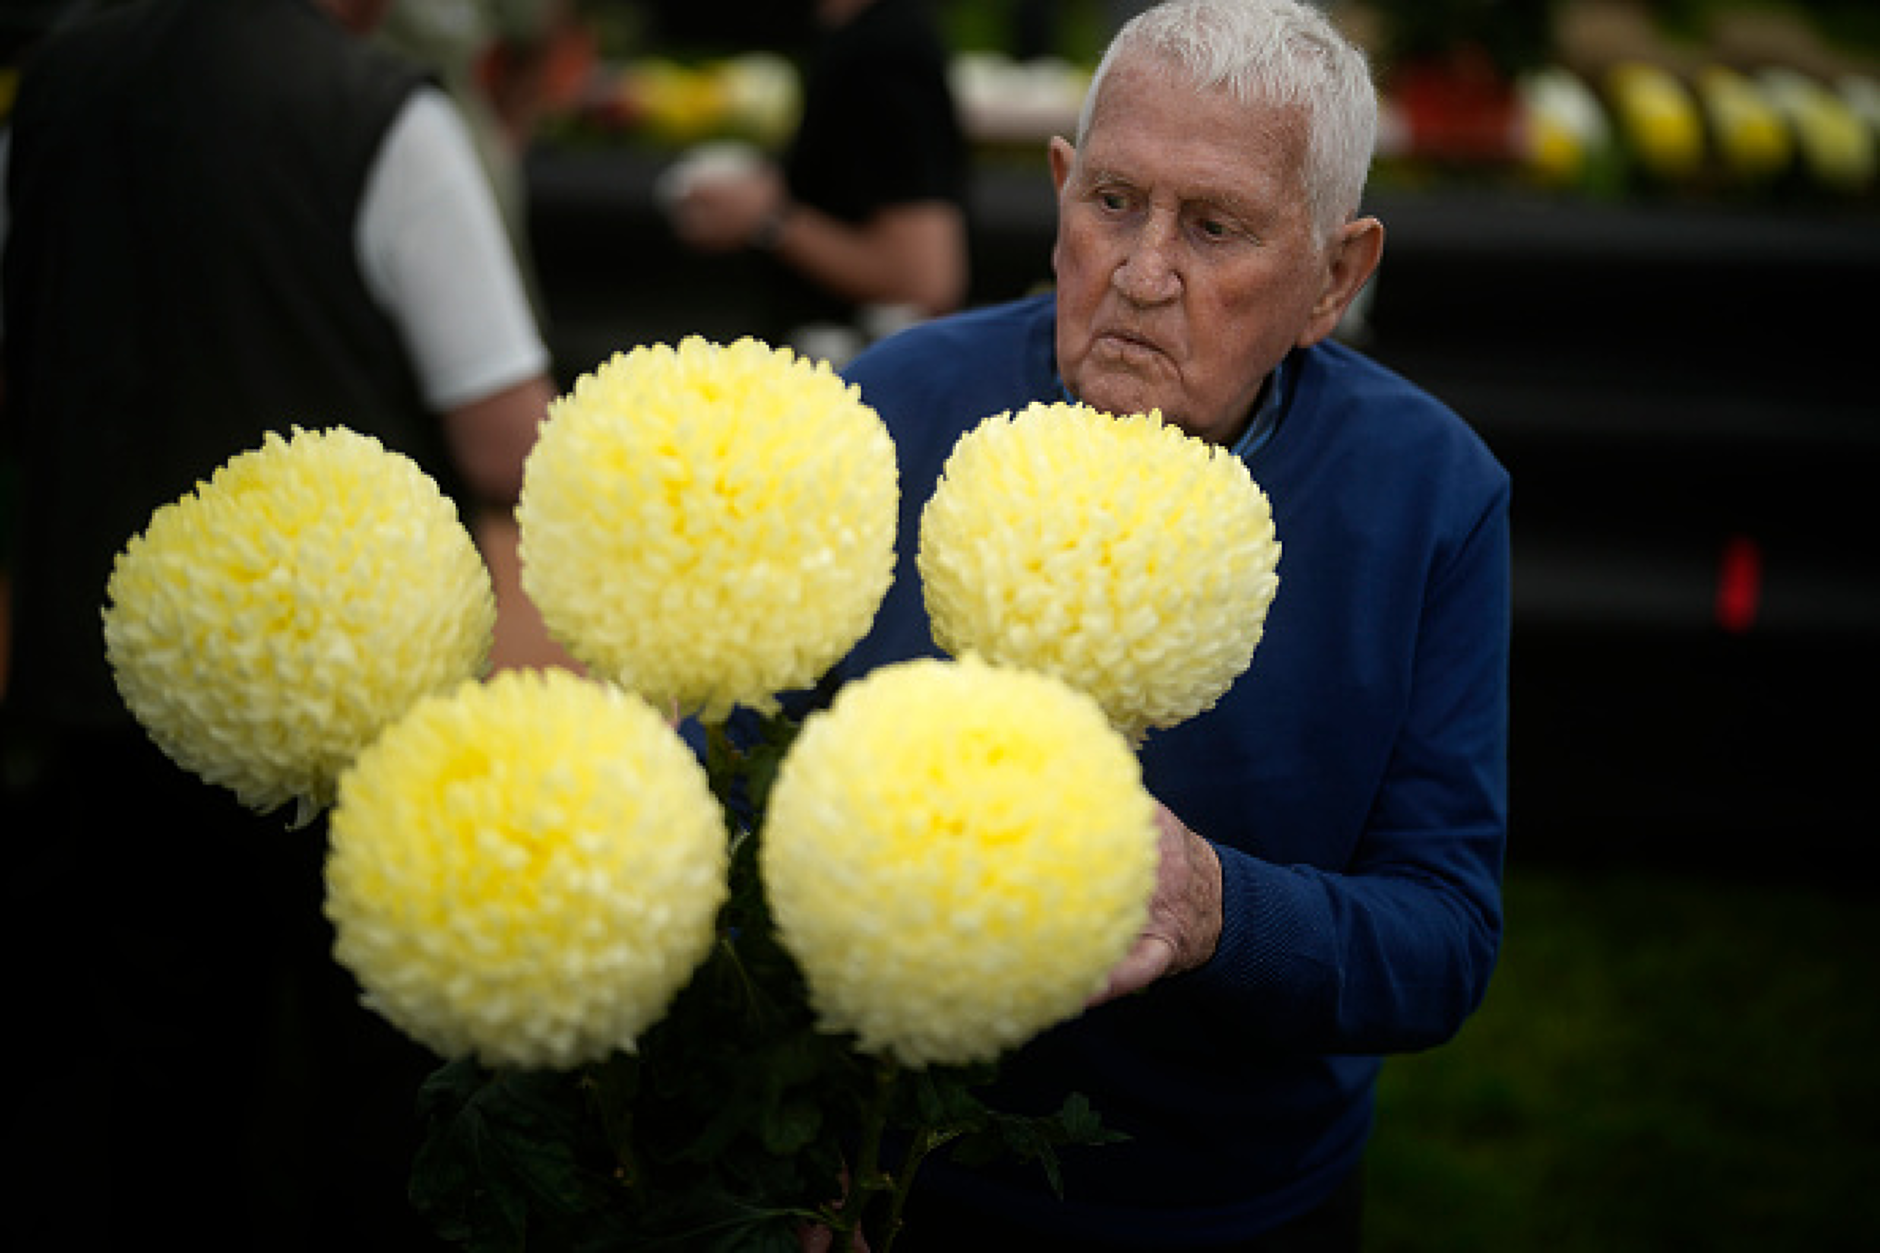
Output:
top-left (1088, 388), bottom-right (1185, 430)
top-left (1072, 372), bottom-right (1220, 438)
top-left (1071, 372), bottom-right (1165, 422)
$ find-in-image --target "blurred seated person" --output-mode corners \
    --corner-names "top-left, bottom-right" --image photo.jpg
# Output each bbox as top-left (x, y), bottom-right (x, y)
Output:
top-left (667, 0), bottom-right (969, 348)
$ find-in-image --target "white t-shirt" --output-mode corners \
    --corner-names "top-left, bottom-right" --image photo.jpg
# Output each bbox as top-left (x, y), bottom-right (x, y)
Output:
top-left (357, 85), bottom-right (549, 408)
top-left (1, 85), bottom-right (549, 411)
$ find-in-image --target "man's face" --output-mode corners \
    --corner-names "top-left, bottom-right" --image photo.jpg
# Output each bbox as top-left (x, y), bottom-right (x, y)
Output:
top-left (1050, 57), bottom-right (1358, 446)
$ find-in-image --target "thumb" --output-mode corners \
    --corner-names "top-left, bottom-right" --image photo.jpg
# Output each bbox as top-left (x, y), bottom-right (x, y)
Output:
top-left (1089, 932), bottom-right (1176, 1007)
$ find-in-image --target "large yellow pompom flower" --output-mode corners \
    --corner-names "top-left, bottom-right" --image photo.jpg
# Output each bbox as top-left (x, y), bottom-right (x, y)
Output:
top-left (324, 668), bottom-right (729, 1070)
top-left (103, 426), bottom-right (494, 821)
top-left (759, 656), bottom-right (1157, 1068)
top-left (517, 337), bottom-right (898, 723)
top-left (919, 403), bottom-right (1280, 743)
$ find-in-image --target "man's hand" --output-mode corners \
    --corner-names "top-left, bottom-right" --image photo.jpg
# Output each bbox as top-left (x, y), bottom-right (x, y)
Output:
top-left (671, 163), bottom-right (787, 254)
top-left (1090, 804), bottom-right (1223, 1006)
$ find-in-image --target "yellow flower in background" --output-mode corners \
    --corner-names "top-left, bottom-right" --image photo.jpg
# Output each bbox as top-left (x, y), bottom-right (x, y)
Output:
top-left (325, 668), bottom-right (728, 1070)
top-left (1519, 67), bottom-right (1612, 190)
top-left (760, 656), bottom-right (1157, 1068)
top-left (919, 402), bottom-right (1280, 743)
top-left (103, 427), bottom-right (493, 821)
top-left (518, 337), bottom-right (898, 723)
top-left (1760, 67), bottom-right (1875, 193)
top-left (1606, 61), bottom-right (1705, 182)
top-left (1697, 65), bottom-right (1792, 186)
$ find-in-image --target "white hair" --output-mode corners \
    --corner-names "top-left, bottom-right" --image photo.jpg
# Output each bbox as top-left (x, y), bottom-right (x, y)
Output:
top-left (1076, 0), bottom-right (1378, 242)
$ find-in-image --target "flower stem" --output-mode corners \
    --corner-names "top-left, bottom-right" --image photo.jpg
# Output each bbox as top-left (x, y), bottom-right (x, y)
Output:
top-left (704, 719), bottom-right (739, 798)
top-left (841, 1056), bottom-right (900, 1246)
top-left (585, 1055), bottom-right (643, 1196)
top-left (881, 1123), bottom-right (950, 1253)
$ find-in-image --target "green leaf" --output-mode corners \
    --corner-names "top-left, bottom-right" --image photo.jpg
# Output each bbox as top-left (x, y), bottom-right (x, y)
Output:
top-left (410, 1060), bottom-right (619, 1251)
top-left (1054, 1091), bottom-right (1129, 1148)
top-left (737, 713), bottom-right (799, 816)
top-left (410, 1062), bottom-right (529, 1250)
top-left (906, 1066), bottom-right (993, 1132)
top-left (944, 1091), bottom-right (1129, 1199)
top-left (760, 1095), bottom-right (823, 1156)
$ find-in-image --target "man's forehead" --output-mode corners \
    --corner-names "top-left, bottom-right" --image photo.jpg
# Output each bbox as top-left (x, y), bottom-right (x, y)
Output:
top-left (1078, 64), bottom-right (1304, 201)
top-left (1090, 53), bottom-right (1244, 119)
top-left (1085, 57), bottom-right (1298, 148)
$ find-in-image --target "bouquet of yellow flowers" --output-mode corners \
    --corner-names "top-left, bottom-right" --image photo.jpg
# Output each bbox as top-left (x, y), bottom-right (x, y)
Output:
top-left (102, 338), bottom-right (1280, 1251)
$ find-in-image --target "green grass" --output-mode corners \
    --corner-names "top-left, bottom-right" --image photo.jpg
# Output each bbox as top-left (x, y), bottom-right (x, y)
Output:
top-left (1368, 863), bottom-right (1880, 1251)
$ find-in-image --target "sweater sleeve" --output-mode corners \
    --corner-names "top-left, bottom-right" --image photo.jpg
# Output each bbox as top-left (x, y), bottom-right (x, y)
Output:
top-left (1183, 470), bottom-right (1511, 1055)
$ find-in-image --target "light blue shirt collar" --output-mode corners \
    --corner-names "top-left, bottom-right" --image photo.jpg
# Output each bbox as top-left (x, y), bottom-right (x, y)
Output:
top-left (1056, 358), bottom-right (1287, 463)
top-left (1228, 359), bottom-right (1286, 461)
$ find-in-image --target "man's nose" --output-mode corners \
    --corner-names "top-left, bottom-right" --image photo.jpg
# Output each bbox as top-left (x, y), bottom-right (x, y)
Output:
top-left (1113, 216), bottom-right (1182, 305)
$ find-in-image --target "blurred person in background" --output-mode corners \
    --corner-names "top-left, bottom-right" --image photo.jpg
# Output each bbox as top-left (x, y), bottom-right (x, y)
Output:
top-left (0, 0), bottom-right (564, 1246)
top-left (812, 1), bottom-right (1510, 1248)
top-left (665, 0), bottom-right (969, 356)
top-left (375, 0), bottom-right (589, 320)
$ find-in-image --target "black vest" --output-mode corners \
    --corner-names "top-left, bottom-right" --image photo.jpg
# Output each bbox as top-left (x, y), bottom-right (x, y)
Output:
top-left (3, 0), bottom-right (449, 732)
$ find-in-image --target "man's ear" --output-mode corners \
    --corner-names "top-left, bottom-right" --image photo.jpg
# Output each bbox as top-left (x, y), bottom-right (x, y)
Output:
top-left (1048, 135), bottom-right (1076, 194)
top-left (1298, 216), bottom-right (1384, 348)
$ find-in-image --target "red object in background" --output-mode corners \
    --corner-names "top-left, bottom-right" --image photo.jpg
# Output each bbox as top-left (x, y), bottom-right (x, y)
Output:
top-left (476, 14), bottom-right (599, 139)
top-left (1390, 45), bottom-right (1527, 163)
top-left (1715, 535), bottom-right (1763, 634)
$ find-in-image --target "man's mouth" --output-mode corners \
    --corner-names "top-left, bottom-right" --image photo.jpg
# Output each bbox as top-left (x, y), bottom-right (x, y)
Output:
top-left (1093, 328), bottom-right (1167, 364)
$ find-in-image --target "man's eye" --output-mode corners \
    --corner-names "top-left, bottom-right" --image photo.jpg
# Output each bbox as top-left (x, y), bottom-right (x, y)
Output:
top-left (1097, 191), bottom-right (1130, 213)
top-left (1195, 217), bottom-right (1233, 240)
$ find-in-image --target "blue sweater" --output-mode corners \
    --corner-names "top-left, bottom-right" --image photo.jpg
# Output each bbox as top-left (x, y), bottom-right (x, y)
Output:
top-left (835, 295), bottom-right (1511, 1244)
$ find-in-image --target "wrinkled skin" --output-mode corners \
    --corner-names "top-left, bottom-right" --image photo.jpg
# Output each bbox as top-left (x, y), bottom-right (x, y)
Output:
top-left (1048, 56), bottom-right (1382, 447)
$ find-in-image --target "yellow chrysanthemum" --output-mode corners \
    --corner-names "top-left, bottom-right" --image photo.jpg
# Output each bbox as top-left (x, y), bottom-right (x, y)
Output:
top-left (103, 427), bottom-right (494, 820)
top-left (324, 668), bottom-right (728, 1070)
top-left (760, 656), bottom-right (1157, 1068)
top-left (919, 403), bottom-right (1280, 743)
top-left (517, 337), bottom-right (898, 723)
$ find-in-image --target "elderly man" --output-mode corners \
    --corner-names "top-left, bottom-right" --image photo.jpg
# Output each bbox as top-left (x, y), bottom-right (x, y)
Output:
top-left (829, 1), bottom-right (1511, 1249)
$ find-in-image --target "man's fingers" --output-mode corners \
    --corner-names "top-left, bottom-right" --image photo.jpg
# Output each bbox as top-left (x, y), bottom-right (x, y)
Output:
top-left (1090, 932), bottom-right (1176, 1006)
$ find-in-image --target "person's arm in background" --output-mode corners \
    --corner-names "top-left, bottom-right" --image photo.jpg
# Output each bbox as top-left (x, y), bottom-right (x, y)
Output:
top-left (359, 86), bottom-right (577, 673)
top-left (441, 376), bottom-right (567, 676)
top-left (668, 1), bottom-right (970, 322)
top-left (673, 165), bottom-right (967, 318)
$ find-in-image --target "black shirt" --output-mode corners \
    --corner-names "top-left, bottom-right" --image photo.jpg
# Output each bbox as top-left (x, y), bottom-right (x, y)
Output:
top-left (770, 0), bottom-right (967, 333)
